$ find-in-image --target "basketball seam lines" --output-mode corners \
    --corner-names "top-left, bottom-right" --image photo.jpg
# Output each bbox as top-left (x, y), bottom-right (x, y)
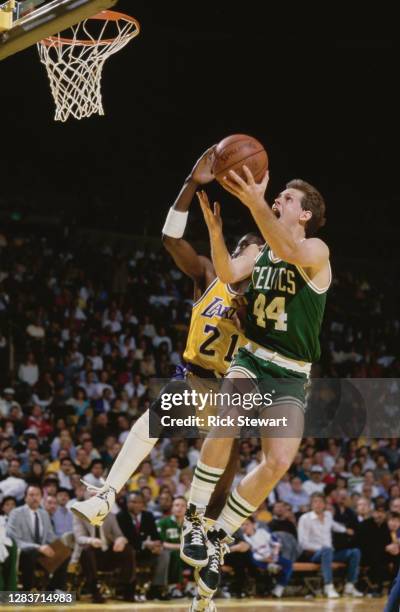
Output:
top-left (214, 149), bottom-right (267, 180)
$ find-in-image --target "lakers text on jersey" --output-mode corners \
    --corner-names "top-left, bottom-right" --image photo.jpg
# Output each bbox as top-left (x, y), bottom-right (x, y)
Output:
top-left (183, 278), bottom-right (247, 377)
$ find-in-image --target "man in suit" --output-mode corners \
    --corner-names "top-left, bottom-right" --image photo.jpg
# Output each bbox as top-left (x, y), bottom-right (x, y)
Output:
top-left (6, 484), bottom-right (69, 591)
top-left (73, 508), bottom-right (135, 603)
top-left (117, 492), bottom-right (161, 558)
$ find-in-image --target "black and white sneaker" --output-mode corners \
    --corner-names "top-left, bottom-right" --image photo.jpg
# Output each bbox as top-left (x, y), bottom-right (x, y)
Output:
top-left (180, 504), bottom-right (208, 568)
top-left (195, 528), bottom-right (231, 597)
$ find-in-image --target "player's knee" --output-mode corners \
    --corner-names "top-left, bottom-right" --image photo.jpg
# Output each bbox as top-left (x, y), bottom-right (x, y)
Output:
top-left (263, 453), bottom-right (292, 478)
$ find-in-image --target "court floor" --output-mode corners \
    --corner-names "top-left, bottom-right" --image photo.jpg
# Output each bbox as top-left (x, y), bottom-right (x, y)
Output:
top-left (3, 597), bottom-right (386, 611)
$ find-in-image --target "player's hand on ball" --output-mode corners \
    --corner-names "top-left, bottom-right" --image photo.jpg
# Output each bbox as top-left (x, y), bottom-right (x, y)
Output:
top-left (197, 190), bottom-right (222, 234)
top-left (222, 165), bottom-right (269, 209)
top-left (190, 145), bottom-right (217, 185)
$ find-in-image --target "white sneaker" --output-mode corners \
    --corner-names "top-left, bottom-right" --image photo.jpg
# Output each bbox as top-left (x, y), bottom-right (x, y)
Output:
top-left (70, 481), bottom-right (116, 526)
top-left (344, 583), bottom-right (363, 597)
top-left (324, 584), bottom-right (340, 599)
top-left (190, 596), bottom-right (217, 612)
top-left (271, 584), bottom-right (284, 598)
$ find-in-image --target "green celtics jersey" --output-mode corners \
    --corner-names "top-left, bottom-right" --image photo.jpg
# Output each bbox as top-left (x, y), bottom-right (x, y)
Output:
top-left (245, 244), bottom-right (330, 363)
top-left (157, 515), bottom-right (182, 543)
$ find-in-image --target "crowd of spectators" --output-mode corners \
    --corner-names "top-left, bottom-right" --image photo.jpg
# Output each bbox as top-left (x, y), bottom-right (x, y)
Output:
top-left (0, 229), bottom-right (400, 599)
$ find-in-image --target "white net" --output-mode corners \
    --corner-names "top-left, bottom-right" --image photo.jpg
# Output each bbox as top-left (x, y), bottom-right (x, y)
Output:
top-left (37, 11), bottom-right (139, 122)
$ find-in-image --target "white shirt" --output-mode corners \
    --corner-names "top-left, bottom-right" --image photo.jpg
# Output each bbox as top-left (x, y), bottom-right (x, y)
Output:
top-left (18, 363), bottom-right (39, 386)
top-left (303, 480), bottom-right (325, 496)
top-left (242, 527), bottom-right (277, 561)
top-left (298, 510), bottom-right (346, 551)
top-left (0, 476), bottom-right (27, 501)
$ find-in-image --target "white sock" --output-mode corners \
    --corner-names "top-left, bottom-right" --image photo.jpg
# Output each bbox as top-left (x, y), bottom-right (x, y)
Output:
top-left (216, 488), bottom-right (257, 536)
top-left (105, 410), bottom-right (157, 492)
top-left (189, 460), bottom-right (224, 511)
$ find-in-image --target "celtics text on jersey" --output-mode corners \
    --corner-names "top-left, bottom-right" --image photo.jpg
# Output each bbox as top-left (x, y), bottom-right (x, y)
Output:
top-left (244, 244), bottom-right (331, 363)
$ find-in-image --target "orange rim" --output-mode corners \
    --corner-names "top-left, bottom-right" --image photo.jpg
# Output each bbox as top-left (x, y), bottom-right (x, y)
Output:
top-left (39, 10), bottom-right (140, 48)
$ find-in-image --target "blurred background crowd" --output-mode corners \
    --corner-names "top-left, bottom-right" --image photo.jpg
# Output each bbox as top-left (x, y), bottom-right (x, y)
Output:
top-left (0, 228), bottom-right (400, 600)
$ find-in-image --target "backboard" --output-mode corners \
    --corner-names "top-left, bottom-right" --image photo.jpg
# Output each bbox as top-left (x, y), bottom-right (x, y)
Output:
top-left (0, 0), bottom-right (118, 60)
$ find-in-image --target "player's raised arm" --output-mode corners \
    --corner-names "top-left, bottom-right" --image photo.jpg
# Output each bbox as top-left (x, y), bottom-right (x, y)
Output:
top-left (222, 167), bottom-right (329, 271)
top-left (162, 146), bottom-right (216, 282)
top-left (197, 190), bottom-right (259, 284)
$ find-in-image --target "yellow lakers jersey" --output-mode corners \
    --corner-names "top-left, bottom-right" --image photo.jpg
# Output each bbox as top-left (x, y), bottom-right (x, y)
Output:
top-left (183, 278), bottom-right (247, 376)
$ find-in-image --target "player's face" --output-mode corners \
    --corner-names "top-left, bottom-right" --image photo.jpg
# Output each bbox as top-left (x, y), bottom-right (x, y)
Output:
top-left (272, 188), bottom-right (309, 227)
top-left (231, 235), bottom-right (261, 259)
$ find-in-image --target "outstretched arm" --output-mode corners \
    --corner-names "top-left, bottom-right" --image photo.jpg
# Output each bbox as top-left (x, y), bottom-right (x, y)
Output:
top-left (223, 167), bottom-right (329, 270)
top-left (197, 191), bottom-right (259, 284)
top-left (162, 146), bottom-right (216, 282)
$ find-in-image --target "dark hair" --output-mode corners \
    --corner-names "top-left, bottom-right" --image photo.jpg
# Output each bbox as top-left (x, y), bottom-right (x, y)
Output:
top-left (0, 496), bottom-right (17, 511)
top-left (90, 459), bottom-right (104, 470)
top-left (57, 487), bottom-right (71, 497)
top-left (286, 179), bottom-right (326, 237)
top-left (388, 512), bottom-right (400, 520)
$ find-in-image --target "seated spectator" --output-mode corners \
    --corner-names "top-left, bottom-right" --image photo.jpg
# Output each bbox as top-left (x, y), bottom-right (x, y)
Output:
top-left (74, 448), bottom-right (92, 476)
top-left (57, 457), bottom-right (75, 490)
top-left (356, 505), bottom-right (392, 596)
top-left (117, 491), bottom-right (161, 593)
top-left (26, 460), bottom-right (46, 487)
top-left (6, 485), bottom-right (69, 591)
top-left (0, 497), bottom-right (17, 590)
top-left (0, 497), bottom-right (16, 517)
top-left (221, 532), bottom-right (252, 597)
top-left (354, 469), bottom-right (380, 498)
top-left (153, 496), bottom-right (190, 599)
top-left (129, 460), bottom-right (159, 498)
top-left (73, 505), bottom-right (136, 603)
top-left (280, 476), bottom-right (310, 514)
top-left (333, 489), bottom-right (358, 549)
top-left (82, 459), bottom-right (106, 488)
top-left (348, 461), bottom-right (365, 491)
top-left (302, 465), bottom-right (326, 496)
top-left (298, 492), bottom-right (362, 598)
top-left (53, 489), bottom-right (73, 537)
top-left (268, 502), bottom-right (298, 539)
top-left (242, 516), bottom-right (293, 598)
top-left (18, 352), bottom-right (39, 387)
top-left (386, 512), bottom-right (400, 577)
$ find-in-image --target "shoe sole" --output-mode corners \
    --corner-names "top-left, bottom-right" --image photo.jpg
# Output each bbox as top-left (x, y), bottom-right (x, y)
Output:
top-left (70, 505), bottom-right (105, 526)
top-left (180, 545), bottom-right (208, 568)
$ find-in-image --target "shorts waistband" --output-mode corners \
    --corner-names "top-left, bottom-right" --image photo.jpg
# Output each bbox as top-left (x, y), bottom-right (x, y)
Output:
top-left (245, 342), bottom-right (311, 376)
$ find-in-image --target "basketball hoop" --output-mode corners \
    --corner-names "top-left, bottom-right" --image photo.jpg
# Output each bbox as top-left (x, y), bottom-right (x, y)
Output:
top-left (37, 10), bottom-right (140, 121)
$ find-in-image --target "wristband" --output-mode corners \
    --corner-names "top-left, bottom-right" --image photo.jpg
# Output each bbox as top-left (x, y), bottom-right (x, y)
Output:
top-left (162, 207), bottom-right (188, 239)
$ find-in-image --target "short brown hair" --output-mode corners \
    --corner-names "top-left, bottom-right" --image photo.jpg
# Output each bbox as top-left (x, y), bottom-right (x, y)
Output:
top-left (286, 179), bottom-right (326, 237)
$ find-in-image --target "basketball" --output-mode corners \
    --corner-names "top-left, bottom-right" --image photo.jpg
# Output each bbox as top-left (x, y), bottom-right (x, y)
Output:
top-left (212, 134), bottom-right (268, 184)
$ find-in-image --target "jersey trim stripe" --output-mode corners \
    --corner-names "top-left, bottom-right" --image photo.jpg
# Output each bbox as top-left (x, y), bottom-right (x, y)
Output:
top-left (295, 262), bottom-right (332, 294)
top-left (192, 277), bottom-right (218, 308)
top-left (254, 243), bottom-right (268, 264)
top-left (226, 365), bottom-right (257, 379)
top-left (226, 283), bottom-right (243, 296)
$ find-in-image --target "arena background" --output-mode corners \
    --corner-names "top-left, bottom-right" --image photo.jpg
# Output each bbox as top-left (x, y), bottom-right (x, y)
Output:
top-left (0, 1), bottom-right (399, 609)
